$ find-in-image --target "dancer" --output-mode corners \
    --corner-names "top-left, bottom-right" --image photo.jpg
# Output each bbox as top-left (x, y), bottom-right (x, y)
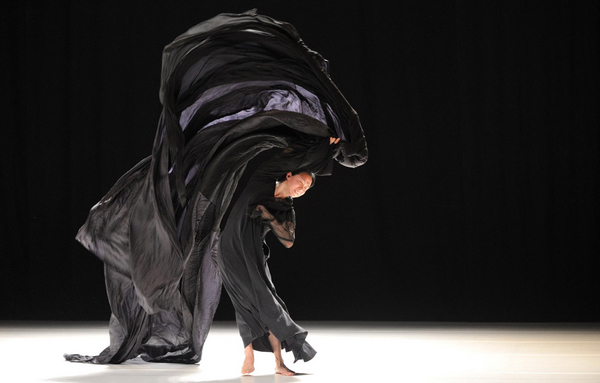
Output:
top-left (218, 139), bottom-right (338, 375)
top-left (64, 10), bottom-right (367, 371)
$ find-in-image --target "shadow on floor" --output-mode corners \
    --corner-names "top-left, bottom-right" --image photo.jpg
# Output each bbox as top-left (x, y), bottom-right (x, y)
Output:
top-left (47, 368), bottom-right (304, 383)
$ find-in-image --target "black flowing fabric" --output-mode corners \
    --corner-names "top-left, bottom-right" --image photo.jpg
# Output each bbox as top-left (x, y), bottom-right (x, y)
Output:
top-left (64, 10), bottom-right (367, 364)
top-left (218, 153), bottom-right (318, 363)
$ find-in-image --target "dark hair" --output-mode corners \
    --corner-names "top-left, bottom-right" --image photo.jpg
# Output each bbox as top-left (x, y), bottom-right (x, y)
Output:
top-left (279, 169), bottom-right (316, 189)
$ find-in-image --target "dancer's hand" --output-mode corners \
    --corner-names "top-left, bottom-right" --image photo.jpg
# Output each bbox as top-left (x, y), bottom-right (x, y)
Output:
top-left (329, 137), bottom-right (340, 145)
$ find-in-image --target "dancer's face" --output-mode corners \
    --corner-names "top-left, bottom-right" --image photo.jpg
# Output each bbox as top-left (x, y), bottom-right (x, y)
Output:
top-left (283, 172), bottom-right (313, 198)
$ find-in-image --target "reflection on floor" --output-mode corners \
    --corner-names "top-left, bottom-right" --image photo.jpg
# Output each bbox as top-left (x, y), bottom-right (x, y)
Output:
top-left (1, 321), bottom-right (599, 382)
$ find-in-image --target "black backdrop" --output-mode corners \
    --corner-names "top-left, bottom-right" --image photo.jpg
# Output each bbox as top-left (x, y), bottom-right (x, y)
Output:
top-left (1, 1), bottom-right (598, 322)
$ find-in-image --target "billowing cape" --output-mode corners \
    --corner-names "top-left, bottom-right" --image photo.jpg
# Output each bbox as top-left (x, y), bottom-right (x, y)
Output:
top-left (66, 10), bottom-right (367, 364)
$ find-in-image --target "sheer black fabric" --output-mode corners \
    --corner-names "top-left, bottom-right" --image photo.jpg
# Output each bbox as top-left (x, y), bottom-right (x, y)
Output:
top-left (64, 10), bottom-right (367, 364)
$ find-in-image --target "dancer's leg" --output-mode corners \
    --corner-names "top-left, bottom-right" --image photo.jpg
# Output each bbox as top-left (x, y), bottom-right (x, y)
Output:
top-left (242, 343), bottom-right (255, 374)
top-left (268, 331), bottom-right (295, 376)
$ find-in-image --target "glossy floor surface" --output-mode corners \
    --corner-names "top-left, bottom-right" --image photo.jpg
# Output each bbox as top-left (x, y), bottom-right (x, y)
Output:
top-left (1, 321), bottom-right (599, 382)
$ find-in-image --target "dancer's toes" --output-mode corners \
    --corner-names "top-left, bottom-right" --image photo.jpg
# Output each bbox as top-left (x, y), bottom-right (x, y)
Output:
top-left (242, 365), bottom-right (255, 374)
top-left (242, 358), bottom-right (255, 374)
top-left (275, 364), bottom-right (295, 376)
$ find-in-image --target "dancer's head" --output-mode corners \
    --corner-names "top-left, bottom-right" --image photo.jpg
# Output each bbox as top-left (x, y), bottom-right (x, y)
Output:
top-left (278, 170), bottom-right (315, 198)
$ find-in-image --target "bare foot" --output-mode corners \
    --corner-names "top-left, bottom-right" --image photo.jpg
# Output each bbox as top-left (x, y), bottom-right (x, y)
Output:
top-left (275, 363), bottom-right (295, 376)
top-left (242, 356), bottom-right (255, 375)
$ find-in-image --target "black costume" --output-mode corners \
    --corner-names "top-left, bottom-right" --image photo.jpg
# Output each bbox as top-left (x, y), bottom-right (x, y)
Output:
top-left (65, 10), bottom-right (367, 364)
top-left (218, 151), bottom-right (319, 363)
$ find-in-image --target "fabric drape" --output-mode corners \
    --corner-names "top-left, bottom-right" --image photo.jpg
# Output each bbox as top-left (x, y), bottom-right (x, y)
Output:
top-left (64, 9), bottom-right (367, 364)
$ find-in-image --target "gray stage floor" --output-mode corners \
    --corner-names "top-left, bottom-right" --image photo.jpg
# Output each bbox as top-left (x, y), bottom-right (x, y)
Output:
top-left (1, 321), bottom-right (599, 382)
